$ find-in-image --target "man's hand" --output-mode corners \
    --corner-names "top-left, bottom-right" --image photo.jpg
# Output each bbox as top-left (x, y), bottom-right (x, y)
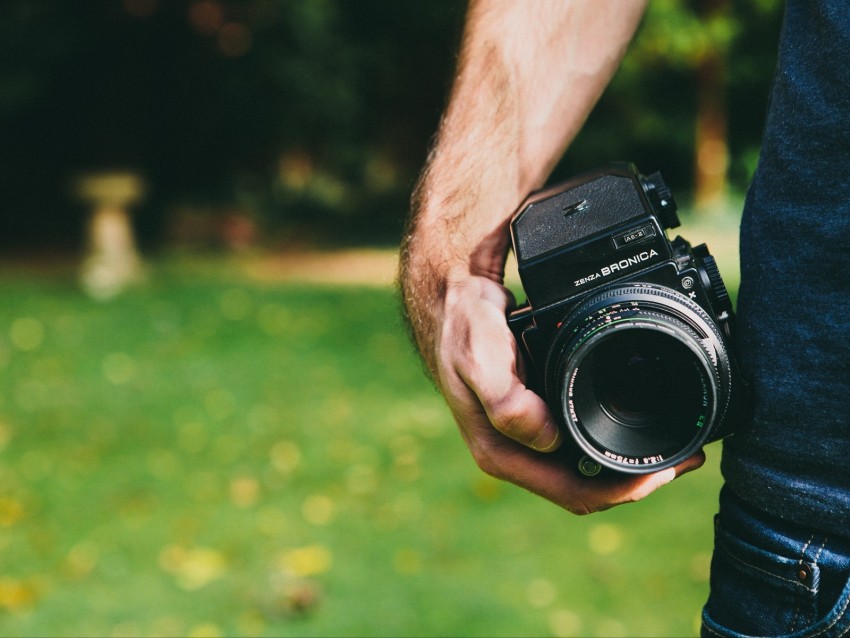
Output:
top-left (398, 0), bottom-right (704, 514)
top-left (427, 271), bottom-right (704, 514)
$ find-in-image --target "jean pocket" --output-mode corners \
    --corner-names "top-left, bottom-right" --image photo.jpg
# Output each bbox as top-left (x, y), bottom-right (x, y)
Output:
top-left (702, 515), bottom-right (814, 637)
top-left (702, 519), bottom-right (850, 638)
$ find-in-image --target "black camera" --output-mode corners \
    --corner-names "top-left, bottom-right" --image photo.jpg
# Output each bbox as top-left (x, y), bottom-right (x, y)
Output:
top-left (508, 163), bottom-right (746, 476)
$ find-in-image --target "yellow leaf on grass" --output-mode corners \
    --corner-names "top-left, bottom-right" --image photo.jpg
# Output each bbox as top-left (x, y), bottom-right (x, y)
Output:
top-left (278, 545), bottom-right (332, 577)
top-left (159, 545), bottom-right (226, 591)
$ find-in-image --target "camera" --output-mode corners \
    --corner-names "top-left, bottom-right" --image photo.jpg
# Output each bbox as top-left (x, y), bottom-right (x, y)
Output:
top-left (508, 163), bottom-right (747, 476)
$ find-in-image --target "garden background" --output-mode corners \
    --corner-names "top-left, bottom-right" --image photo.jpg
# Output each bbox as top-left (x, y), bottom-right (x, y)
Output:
top-left (0, 1), bottom-right (781, 636)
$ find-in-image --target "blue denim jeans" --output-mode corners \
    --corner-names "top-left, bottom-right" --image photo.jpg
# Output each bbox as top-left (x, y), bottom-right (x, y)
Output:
top-left (723, 0), bottom-right (850, 539)
top-left (701, 487), bottom-right (850, 637)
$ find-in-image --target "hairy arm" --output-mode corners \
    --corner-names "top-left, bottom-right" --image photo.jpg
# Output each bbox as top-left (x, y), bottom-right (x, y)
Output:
top-left (399, 0), bottom-right (703, 514)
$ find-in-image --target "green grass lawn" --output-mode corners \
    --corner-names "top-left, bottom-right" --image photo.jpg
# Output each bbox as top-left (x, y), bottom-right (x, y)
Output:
top-left (0, 256), bottom-right (727, 637)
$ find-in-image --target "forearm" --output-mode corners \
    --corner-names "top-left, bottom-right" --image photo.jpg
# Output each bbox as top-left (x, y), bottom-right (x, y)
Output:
top-left (400, 0), bottom-right (648, 379)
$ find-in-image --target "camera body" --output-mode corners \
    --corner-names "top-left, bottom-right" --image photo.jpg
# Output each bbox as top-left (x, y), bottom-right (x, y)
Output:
top-left (508, 163), bottom-right (746, 475)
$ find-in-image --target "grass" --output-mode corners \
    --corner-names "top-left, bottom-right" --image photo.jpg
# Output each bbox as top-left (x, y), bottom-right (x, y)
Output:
top-left (0, 254), bottom-right (730, 637)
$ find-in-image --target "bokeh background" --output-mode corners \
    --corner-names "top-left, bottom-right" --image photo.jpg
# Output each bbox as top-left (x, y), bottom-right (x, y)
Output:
top-left (0, 1), bottom-right (783, 636)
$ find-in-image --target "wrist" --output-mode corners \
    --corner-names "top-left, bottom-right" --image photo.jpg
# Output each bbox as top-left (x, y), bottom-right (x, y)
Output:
top-left (400, 205), bottom-right (513, 382)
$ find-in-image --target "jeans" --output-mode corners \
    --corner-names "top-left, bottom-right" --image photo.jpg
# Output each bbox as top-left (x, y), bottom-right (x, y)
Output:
top-left (722, 0), bottom-right (850, 541)
top-left (702, 487), bottom-right (850, 637)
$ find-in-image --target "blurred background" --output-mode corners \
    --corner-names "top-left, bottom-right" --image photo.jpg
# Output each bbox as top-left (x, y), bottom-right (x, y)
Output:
top-left (0, 1), bottom-right (782, 636)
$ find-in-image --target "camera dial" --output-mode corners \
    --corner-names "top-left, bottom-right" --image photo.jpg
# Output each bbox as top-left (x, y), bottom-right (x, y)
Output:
top-left (640, 172), bottom-right (680, 230)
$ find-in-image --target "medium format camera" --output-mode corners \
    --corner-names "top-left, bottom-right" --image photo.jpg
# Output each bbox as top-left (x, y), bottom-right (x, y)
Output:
top-left (508, 163), bottom-right (747, 476)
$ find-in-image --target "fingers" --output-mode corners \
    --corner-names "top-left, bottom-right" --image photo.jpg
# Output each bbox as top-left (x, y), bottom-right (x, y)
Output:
top-left (483, 379), bottom-right (563, 452)
top-left (458, 433), bottom-right (706, 516)
top-left (674, 449), bottom-right (707, 476)
top-left (454, 387), bottom-right (708, 514)
top-left (439, 279), bottom-right (562, 452)
top-left (581, 451), bottom-right (707, 512)
top-left (435, 275), bottom-right (705, 515)
top-left (448, 377), bottom-right (706, 514)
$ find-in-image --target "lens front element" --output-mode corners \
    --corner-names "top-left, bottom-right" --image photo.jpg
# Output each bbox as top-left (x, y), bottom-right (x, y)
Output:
top-left (594, 330), bottom-right (695, 428)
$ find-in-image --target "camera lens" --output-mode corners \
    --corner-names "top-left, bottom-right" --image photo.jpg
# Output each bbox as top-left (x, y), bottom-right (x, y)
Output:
top-left (547, 284), bottom-right (731, 473)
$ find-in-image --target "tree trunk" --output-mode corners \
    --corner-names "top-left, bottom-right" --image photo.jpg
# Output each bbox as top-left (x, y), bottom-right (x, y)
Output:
top-left (694, 0), bottom-right (729, 210)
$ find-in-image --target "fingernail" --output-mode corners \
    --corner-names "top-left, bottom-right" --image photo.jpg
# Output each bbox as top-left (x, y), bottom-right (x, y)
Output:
top-left (655, 468), bottom-right (676, 486)
top-left (531, 422), bottom-right (562, 452)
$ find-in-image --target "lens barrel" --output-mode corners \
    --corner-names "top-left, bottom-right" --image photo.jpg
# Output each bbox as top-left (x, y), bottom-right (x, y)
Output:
top-left (546, 284), bottom-right (732, 473)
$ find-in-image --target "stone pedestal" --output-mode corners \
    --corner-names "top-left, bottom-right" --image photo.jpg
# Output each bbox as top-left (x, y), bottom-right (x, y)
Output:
top-left (74, 172), bottom-right (147, 299)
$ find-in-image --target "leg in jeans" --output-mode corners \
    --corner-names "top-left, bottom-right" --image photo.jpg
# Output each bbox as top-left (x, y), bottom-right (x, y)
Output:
top-left (702, 486), bottom-right (850, 638)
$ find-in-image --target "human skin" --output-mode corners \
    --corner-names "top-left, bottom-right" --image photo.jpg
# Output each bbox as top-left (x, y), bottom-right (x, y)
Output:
top-left (399, 0), bottom-right (704, 515)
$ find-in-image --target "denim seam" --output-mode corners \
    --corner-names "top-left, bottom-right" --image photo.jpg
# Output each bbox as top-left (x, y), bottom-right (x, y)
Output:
top-left (810, 571), bottom-right (850, 638)
top-left (704, 596), bottom-right (850, 638)
top-left (792, 535), bottom-right (816, 634)
top-left (704, 558), bottom-right (850, 638)
top-left (813, 538), bottom-right (827, 567)
top-left (790, 534), bottom-right (815, 633)
top-left (811, 591), bottom-right (850, 638)
top-left (802, 537), bottom-right (814, 558)
top-left (700, 619), bottom-right (724, 638)
top-left (717, 533), bottom-right (816, 591)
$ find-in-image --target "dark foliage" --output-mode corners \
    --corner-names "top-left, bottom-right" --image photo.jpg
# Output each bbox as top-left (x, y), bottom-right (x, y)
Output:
top-left (0, 0), bottom-right (782, 249)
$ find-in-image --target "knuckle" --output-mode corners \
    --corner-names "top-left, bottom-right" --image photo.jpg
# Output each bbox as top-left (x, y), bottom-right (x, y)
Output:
top-left (488, 395), bottom-right (531, 442)
top-left (469, 444), bottom-right (506, 480)
top-left (567, 504), bottom-right (594, 516)
top-left (567, 494), bottom-right (612, 516)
